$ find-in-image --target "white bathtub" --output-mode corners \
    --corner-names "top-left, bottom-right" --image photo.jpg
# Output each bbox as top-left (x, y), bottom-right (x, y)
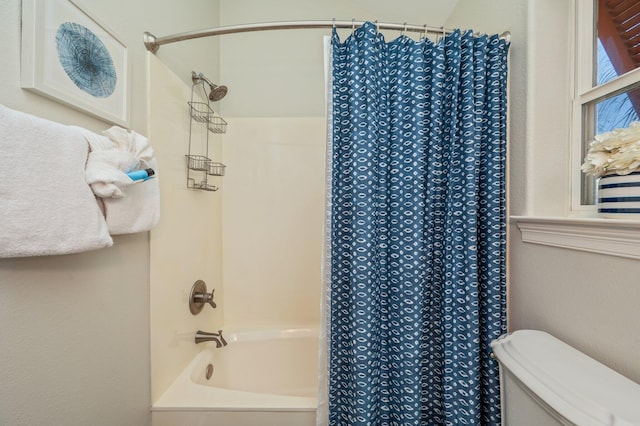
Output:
top-left (151, 327), bottom-right (319, 426)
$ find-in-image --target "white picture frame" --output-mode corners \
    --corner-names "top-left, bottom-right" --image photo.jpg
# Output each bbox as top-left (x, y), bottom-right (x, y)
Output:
top-left (21, 0), bottom-right (130, 127)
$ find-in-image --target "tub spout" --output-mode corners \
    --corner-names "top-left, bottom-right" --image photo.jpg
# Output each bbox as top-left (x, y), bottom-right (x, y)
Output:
top-left (195, 330), bottom-right (227, 347)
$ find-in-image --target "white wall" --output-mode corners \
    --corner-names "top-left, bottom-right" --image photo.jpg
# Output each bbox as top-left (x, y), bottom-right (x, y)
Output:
top-left (219, 0), bottom-right (454, 118)
top-left (448, 0), bottom-right (640, 385)
top-left (0, 1), bottom-right (219, 425)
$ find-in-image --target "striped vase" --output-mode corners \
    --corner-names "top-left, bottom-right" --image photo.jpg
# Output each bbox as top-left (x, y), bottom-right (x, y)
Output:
top-left (597, 171), bottom-right (640, 217)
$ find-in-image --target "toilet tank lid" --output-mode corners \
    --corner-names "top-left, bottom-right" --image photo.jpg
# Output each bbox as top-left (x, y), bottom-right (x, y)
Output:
top-left (491, 330), bottom-right (640, 426)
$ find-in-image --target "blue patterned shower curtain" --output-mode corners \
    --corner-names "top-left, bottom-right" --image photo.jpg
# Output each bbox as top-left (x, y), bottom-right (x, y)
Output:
top-left (326, 22), bottom-right (509, 425)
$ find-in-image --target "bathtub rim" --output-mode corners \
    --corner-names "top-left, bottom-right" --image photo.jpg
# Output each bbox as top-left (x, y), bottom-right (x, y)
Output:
top-left (224, 326), bottom-right (318, 344)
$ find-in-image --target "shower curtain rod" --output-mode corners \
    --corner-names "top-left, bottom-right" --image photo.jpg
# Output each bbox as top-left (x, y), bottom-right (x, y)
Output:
top-left (143, 19), bottom-right (511, 53)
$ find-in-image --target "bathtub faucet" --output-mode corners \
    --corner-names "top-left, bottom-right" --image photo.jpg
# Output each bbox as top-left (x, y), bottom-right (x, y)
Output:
top-left (195, 330), bottom-right (228, 348)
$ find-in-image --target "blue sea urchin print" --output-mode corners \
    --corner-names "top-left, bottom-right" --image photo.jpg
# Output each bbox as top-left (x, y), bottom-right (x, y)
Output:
top-left (55, 22), bottom-right (116, 98)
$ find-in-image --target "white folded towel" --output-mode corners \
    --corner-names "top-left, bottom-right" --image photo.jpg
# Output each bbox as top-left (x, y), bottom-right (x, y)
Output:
top-left (82, 126), bottom-right (160, 235)
top-left (0, 104), bottom-right (113, 257)
top-left (104, 126), bottom-right (155, 164)
top-left (102, 157), bottom-right (160, 235)
top-left (82, 129), bottom-right (139, 198)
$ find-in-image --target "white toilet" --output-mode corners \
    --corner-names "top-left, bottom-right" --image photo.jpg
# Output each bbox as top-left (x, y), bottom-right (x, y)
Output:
top-left (491, 330), bottom-right (640, 425)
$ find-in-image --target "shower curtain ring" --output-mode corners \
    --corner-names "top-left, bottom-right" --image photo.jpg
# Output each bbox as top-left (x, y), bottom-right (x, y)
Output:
top-left (402, 22), bottom-right (407, 35)
top-left (375, 20), bottom-right (379, 33)
top-left (351, 18), bottom-right (355, 32)
top-left (423, 24), bottom-right (428, 40)
top-left (442, 26), bottom-right (446, 40)
top-left (332, 18), bottom-right (336, 29)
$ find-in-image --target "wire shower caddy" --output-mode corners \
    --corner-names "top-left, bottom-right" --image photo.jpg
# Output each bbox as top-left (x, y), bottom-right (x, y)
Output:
top-left (185, 73), bottom-right (227, 191)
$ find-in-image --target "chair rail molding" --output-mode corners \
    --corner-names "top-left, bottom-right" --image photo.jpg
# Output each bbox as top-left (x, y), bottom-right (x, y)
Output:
top-left (511, 216), bottom-right (640, 260)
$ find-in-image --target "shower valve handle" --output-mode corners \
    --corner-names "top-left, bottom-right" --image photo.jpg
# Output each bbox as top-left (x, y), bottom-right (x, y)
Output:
top-left (189, 280), bottom-right (216, 314)
top-left (194, 290), bottom-right (216, 308)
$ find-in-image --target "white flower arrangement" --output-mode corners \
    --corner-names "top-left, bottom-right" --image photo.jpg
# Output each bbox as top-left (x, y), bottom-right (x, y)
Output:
top-left (581, 121), bottom-right (640, 178)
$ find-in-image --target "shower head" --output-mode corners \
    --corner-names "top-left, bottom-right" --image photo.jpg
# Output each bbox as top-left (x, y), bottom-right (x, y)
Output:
top-left (207, 84), bottom-right (228, 102)
top-left (191, 71), bottom-right (228, 102)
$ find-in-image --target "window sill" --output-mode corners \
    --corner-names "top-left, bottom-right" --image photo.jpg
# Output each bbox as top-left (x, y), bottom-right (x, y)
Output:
top-left (511, 216), bottom-right (640, 260)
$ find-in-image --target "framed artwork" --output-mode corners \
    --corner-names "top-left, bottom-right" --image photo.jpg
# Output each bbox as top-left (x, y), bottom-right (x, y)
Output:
top-left (21, 0), bottom-right (130, 127)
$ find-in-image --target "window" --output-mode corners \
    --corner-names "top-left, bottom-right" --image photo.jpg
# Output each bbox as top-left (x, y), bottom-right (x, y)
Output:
top-left (572, 0), bottom-right (640, 211)
top-left (512, 0), bottom-right (640, 259)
